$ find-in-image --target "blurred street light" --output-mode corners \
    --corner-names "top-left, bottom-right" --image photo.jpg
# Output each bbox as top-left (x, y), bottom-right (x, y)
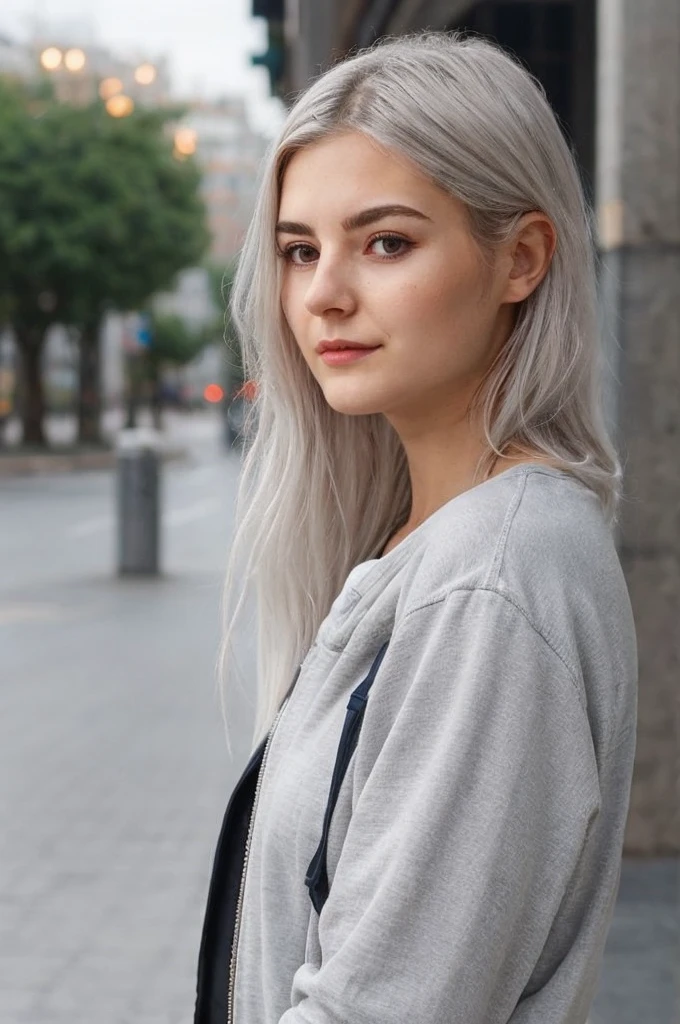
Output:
top-left (106, 94), bottom-right (135, 118)
top-left (134, 63), bottom-right (157, 85)
top-left (99, 77), bottom-right (124, 100)
top-left (64, 48), bottom-right (86, 72)
top-left (173, 127), bottom-right (197, 158)
top-left (40, 47), bottom-right (63, 71)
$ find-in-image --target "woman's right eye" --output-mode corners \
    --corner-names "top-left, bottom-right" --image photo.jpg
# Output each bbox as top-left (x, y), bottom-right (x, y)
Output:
top-left (283, 243), bottom-right (319, 265)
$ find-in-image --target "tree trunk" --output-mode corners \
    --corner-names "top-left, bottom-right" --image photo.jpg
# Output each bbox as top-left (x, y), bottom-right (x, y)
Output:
top-left (149, 360), bottom-right (164, 431)
top-left (77, 320), bottom-right (103, 446)
top-left (15, 325), bottom-right (47, 447)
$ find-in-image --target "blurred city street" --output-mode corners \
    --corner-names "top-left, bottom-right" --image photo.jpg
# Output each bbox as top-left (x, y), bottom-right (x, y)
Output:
top-left (0, 0), bottom-right (676, 1020)
top-left (0, 412), bottom-right (677, 1023)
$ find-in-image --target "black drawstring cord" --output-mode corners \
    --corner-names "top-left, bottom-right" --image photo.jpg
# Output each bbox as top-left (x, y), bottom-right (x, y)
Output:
top-left (305, 641), bottom-right (389, 915)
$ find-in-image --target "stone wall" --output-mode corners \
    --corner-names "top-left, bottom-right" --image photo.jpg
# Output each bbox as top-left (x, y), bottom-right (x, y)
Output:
top-left (596, 0), bottom-right (680, 853)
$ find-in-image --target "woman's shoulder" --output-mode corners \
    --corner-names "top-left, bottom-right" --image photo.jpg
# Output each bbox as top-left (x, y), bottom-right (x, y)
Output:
top-left (489, 463), bottom-right (615, 589)
top-left (399, 462), bottom-right (634, 677)
top-left (401, 463), bottom-right (610, 607)
top-left (395, 463), bottom-right (636, 754)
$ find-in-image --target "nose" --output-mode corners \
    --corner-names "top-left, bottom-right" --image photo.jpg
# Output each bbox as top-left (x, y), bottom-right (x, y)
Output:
top-left (303, 253), bottom-right (357, 319)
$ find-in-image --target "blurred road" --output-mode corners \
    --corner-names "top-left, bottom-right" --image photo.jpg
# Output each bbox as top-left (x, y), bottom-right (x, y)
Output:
top-left (0, 413), bottom-right (256, 1024)
top-left (0, 411), bottom-right (676, 1023)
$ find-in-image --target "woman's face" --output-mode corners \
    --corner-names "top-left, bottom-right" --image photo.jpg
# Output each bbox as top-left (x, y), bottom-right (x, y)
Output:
top-left (278, 131), bottom-right (516, 426)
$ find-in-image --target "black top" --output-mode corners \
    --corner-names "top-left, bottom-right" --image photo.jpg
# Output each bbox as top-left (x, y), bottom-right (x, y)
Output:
top-left (193, 737), bottom-right (265, 1024)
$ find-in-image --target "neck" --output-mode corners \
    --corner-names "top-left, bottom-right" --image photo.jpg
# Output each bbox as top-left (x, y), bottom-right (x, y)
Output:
top-left (398, 423), bottom-right (492, 530)
top-left (386, 405), bottom-right (537, 534)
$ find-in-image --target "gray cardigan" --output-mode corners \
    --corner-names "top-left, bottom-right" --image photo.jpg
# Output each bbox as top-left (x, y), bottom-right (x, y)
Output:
top-left (232, 464), bottom-right (638, 1024)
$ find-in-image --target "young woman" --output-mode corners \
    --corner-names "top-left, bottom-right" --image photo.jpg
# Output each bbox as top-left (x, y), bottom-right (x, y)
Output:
top-left (195, 32), bottom-right (637, 1024)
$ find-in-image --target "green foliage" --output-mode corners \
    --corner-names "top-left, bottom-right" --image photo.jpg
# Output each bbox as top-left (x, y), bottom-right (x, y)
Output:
top-left (0, 79), bottom-right (210, 332)
top-left (146, 311), bottom-right (210, 368)
top-left (0, 78), bottom-right (210, 444)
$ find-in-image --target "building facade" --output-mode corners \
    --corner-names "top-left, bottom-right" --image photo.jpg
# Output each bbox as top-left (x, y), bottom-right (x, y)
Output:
top-left (253, 0), bottom-right (680, 855)
top-left (0, 32), bottom-right (34, 81)
top-left (180, 98), bottom-right (269, 264)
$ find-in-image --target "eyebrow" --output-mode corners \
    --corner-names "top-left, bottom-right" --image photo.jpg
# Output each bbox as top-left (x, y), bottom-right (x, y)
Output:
top-left (275, 204), bottom-right (432, 236)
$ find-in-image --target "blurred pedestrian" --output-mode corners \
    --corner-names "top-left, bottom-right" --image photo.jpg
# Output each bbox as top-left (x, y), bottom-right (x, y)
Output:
top-left (195, 31), bottom-right (637, 1024)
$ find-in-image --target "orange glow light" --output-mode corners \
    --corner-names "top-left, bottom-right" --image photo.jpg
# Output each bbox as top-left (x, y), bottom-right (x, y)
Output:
top-left (64, 48), bottom-right (86, 72)
top-left (134, 63), bottom-right (157, 85)
top-left (173, 127), bottom-right (197, 156)
top-left (99, 77), bottom-right (123, 100)
top-left (105, 94), bottom-right (135, 118)
top-left (40, 47), bottom-right (62, 71)
top-left (204, 383), bottom-right (224, 404)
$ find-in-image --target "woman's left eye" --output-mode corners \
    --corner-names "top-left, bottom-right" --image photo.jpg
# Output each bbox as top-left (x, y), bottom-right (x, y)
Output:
top-left (369, 234), bottom-right (411, 258)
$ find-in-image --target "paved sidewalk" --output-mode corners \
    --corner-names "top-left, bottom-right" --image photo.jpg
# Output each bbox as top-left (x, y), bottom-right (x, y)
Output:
top-left (590, 859), bottom-right (678, 1024)
top-left (2, 407), bottom-right (220, 447)
top-left (0, 409), bottom-right (221, 476)
top-left (0, 441), bottom-right (250, 1024)
top-left (0, 573), bottom-right (244, 1024)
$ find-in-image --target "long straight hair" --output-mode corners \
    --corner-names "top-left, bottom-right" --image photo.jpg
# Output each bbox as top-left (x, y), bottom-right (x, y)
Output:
top-left (221, 32), bottom-right (620, 750)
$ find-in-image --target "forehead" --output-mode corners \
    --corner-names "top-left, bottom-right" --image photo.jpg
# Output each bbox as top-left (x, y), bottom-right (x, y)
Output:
top-left (278, 131), bottom-right (445, 217)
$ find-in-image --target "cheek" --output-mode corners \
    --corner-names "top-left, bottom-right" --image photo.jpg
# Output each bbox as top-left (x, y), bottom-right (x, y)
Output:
top-left (377, 260), bottom-right (484, 340)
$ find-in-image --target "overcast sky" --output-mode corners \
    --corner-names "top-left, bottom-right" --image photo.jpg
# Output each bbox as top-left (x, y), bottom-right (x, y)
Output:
top-left (1, 0), bottom-right (285, 135)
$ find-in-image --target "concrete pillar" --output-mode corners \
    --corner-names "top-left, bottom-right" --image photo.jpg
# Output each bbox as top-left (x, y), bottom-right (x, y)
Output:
top-left (117, 431), bottom-right (162, 576)
top-left (596, 0), bottom-right (680, 854)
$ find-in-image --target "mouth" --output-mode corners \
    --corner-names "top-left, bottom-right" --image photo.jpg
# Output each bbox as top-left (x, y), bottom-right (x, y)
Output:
top-left (315, 341), bottom-right (381, 367)
top-left (315, 340), bottom-right (379, 354)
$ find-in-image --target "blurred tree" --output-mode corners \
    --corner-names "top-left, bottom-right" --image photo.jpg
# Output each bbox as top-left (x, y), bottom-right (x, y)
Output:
top-left (0, 79), bottom-right (209, 447)
top-left (143, 311), bottom-right (213, 429)
top-left (149, 311), bottom-right (207, 367)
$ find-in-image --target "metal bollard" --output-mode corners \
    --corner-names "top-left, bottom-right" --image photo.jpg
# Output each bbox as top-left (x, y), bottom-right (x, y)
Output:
top-left (116, 429), bottom-right (162, 576)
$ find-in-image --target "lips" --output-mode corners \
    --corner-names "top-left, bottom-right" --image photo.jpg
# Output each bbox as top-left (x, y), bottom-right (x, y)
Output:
top-left (317, 346), bottom-right (380, 366)
top-left (315, 340), bottom-right (379, 354)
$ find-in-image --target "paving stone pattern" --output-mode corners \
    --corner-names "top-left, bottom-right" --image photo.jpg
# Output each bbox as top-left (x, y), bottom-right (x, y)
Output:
top-left (0, 437), bottom-right (251, 1024)
top-left (0, 571), bottom-right (247, 1024)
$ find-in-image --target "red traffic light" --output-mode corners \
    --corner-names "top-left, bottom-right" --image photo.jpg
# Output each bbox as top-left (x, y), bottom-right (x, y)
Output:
top-left (203, 383), bottom-right (224, 404)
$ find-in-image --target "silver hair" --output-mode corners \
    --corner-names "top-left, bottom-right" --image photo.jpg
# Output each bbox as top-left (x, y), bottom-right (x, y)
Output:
top-left (220, 31), bottom-right (620, 750)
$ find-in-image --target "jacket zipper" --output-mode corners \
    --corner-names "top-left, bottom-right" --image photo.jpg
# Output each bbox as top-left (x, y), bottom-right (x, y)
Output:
top-left (226, 693), bottom-right (291, 1024)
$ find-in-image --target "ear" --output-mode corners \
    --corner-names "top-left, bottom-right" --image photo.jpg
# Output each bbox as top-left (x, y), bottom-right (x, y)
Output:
top-left (501, 212), bottom-right (557, 304)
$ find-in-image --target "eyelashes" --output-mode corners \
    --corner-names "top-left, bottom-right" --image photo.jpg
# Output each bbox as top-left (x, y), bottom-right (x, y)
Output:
top-left (278, 242), bottom-right (318, 265)
top-left (371, 234), bottom-right (412, 258)
top-left (277, 232), bottom-right (414, 267)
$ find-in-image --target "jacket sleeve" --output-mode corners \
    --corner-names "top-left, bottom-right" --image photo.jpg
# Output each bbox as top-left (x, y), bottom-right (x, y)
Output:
top-left (278, 587), bottom-right (602, 1024)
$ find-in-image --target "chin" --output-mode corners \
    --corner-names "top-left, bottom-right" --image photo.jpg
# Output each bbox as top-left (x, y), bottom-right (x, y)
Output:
top-left (319, 380), bottom-right (388, 418)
